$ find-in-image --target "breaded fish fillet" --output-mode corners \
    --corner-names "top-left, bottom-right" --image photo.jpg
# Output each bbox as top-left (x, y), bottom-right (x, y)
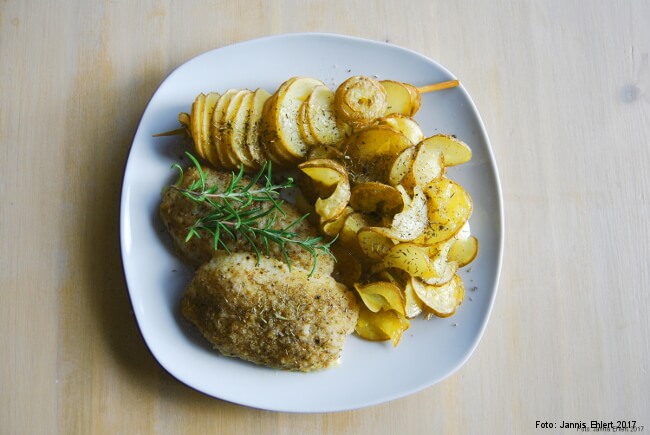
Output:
top-left (159, 166), bottom-right (334, 275)
top-left (182, 252), bottom-right (359, 371)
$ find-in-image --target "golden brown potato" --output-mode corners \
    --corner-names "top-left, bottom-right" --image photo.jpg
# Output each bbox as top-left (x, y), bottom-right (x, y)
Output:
top-left (341, 125), bottom-right (413, 184)
top-left (261, 77), bottom-right (324, 166)
top-left (420, 134), bottom-right (472, 167)
top-left (448, 235), bottom-right (479, 267)
top-left (411, 274), bottom-right (464, 318)
top-left (354, 281), bottom-right (405, 316)
top-left (354, 305), bottom-right (409, 346)
top-left (298, 158), bottom-right (351, 222)
top-left (334, 75), bottom-right (387, 128)
top-left (414, 178), bottom-right (473, 245)
top-left (349, 182), bottom-right (404, 216)
top-left (244, 88), bottom-right (273, 168)
top-left (380, 80), bottom-right (413, 116)
top-left (400, 140), bottom-right (445, 192)
top-left (304, 84), bottom-right (349, 146)
top-left (376, 114), bottom-right (424, 146)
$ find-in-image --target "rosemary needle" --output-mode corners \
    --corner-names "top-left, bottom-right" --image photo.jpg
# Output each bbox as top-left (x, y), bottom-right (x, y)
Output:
top-left (170, 152), bottom-right (335, 275)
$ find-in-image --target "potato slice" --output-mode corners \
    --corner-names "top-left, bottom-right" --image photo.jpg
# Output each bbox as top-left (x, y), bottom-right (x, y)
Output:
top-left (357, 227), bottom-right (394, 260)
top-left (244, 88), bottom-right (272, 169)
top-left (388, 145), bottom-right (416, 186)
top-left (316, 180), bottom-right (351, 221)
top-left (342, 125), bottom-right (414, 184)
top-left (306, 85), bottom-right (347, 146)
top-left (380, 240), bottom-right (456, 286)
top-left (414, 178), bottom-right (473, 245)
top-left (260, 93), bottom-right (298, 166)
top-left (260, 91), bottom-right (301, 166)
top-left (420, 134), bottom-right (472, 167)
top-left (404, 278), bottom-right (424, 319)
top-left (380, 80), bottom-right (414, 116)
top-left (349, 182), bottom-right (404, 216)
top-left (298, 159), bottom-right (351, 222)
top-left (321, 206), bottom-right (354, 237)
top-left (297, 99), bottom-right (318, 146)
top-left (389, 185), bottom-right (428, 240)
top-left (262, 77), bottom-right (324, 165)
top-left (221, 89), bottom-right (250, 169)
top-left (354, 281), bottom-right (405, 315)
top-left (382, 242), bottom-right (437, 280)
top-left (190, 93), bottom-right (207, 159)
top-left (338, 211), bottom-right (372, 254)
top-left (403, 82), bottom-right (422, 117)
top-left (401, 139), bottom-right (445, 191)
top-left (201, 92), bottom-right (221, 165)
top-left (299, 158), bottom-right (347, 187)
top-left (368, 185), bottom-right (427, 242)
top-left (355, 305), bottom-right (409, 346)
top-left (448, 235), bottom-right (479, 267)
top-left (411, 274), bottom-right (464, 318)
top-left (422, 242), bottom-right (458, 286)
top-left (211, 89), bottom-right (239, 169)
top-left (377, 114), bottom-right (424, 145)
top-left (228, 90), bottom-right (257, 169)
top-left (335, 76), bottom-right (387, 128)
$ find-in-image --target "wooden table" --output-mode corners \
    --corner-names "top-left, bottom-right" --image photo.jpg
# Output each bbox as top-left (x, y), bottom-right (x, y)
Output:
top-left (2, 1), bottom-right (649, 433)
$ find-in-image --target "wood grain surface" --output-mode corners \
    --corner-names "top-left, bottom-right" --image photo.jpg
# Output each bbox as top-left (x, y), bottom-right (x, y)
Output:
top-left (1, 1), bottom-right (649, 434)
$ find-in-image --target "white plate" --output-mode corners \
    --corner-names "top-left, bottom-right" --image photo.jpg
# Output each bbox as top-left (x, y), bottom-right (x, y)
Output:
top-left (120, 33), bottom-right (503, 413)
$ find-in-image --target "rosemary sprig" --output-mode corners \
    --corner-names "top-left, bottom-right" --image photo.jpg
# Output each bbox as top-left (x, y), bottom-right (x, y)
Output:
top-left (171, 152), bottom-right (335, 275)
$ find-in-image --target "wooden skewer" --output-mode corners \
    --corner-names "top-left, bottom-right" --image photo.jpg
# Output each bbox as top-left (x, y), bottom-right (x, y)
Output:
top-left (417, 79), bottom-right (460, 94)
top-left (152, 127), bottom-right (186, 137)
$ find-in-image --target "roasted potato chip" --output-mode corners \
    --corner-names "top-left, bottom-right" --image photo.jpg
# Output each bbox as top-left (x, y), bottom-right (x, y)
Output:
top-left (420, 134), bottom-right (472, 167)
top-left (338, 212), bottom-right (375, 256)
top-left (306, 84), bottom-right (348, 146)
top-left (262, 77), bottom-right (324, 165)
top-left (401, 140), bottom-right (445, 191)
top-left (411, 274), bottom-right (464, 318)
top-left (189, 93), bottom-right (207, 159)
top-left (227, 90), bottom-right (258, 169)
top-left (349, 182), bottom-right (404, 216)
top-left (377, 114), bottom-right (424, 146)
top-left (342, 125), bottom-right (414, 184)
top-left (244, 88), bottom-right (272, 168)
top-left (321, 206), bottom-right (354, 237)
top-left (404, 278), bottom-right (424, 319)
top-left (414, 178), bottom-right (473, 245)
top-left (298, 97), bottom-right (319, 146)
top-left (334, 75), bottom-right (387, 128)
top-left (368, 185), bottom-right (427, 242)
top-left (388, 145), bottom-right (416, 186)
top-left (357, 227), bottom-right (394, 260)
top-left (354, 281), bottom-right (405, 315)
top-left (448, 235), bottom-right (479, 267)
top-left (382, 242), bottom-right (437, 280)
top-left (380, 80), bottom-right (415, 117)
top-left (355, 305), bottom-right (410, 346)
top-left (298, 159), bottom-right (351, 222)
top-left (381, 241), bottom-right (456, 285)
top-left (211, 89), bottom-right (240, 168)
top-left (422, 242), bottom-right (458, 286)
top-left (403, 82), bottom-right (422, 117)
